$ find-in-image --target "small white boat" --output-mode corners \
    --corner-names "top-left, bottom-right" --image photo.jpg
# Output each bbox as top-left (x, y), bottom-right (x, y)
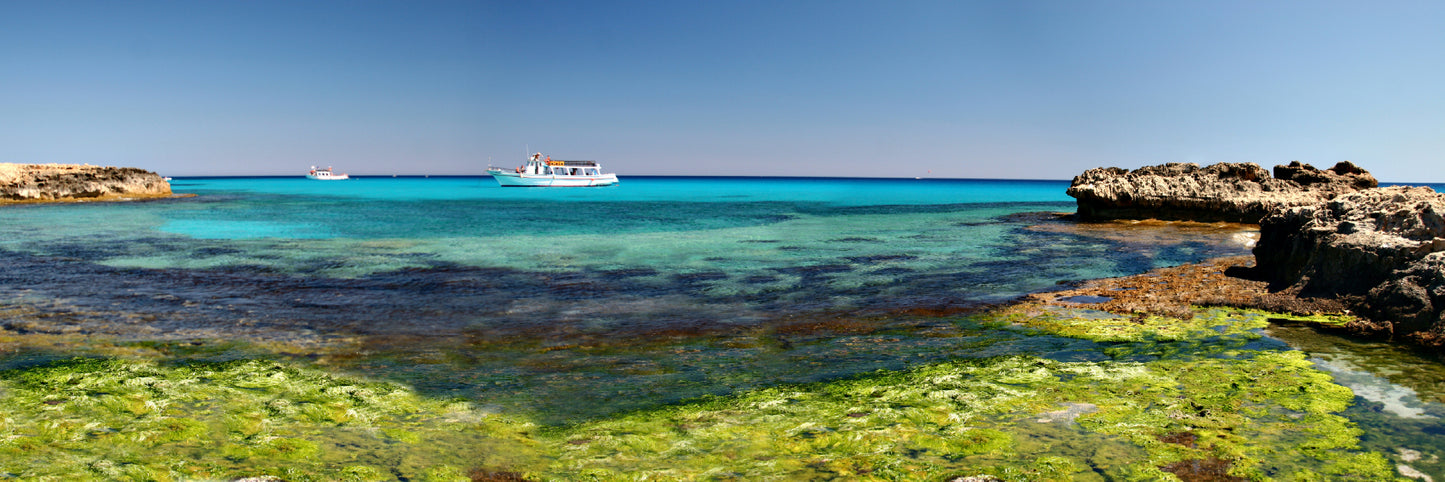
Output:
top-left (306, 166), bottom-right (350, 180)
top-left (487, 153), bottom-right (618, 187)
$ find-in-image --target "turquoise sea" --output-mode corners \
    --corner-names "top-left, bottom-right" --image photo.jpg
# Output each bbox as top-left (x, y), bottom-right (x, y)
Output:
top-left (0, 176), bottom-right (1259, 407)
top-left (2, 176), bottom-right (1444, 478)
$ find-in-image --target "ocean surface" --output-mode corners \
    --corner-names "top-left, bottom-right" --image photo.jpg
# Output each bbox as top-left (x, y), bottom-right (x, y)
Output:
top-left (0, 177), bottom-right (1257, 406)
top-left (2, 176), bottom-right (1443, 474)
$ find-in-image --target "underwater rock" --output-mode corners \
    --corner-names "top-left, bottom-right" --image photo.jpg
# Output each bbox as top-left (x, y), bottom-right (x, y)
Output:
top-left (0, 163), bottom-right (171, 203)
top-left (1254, 186), bottom-right (1445, 348)
top-left (1396, 464), bottom-right (1432, 482)
top-left (1067, 161), bottom-right (1376, 223)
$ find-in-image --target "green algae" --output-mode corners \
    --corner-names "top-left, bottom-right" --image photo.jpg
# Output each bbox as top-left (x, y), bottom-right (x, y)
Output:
top-left (1262, 311), bottom-right (1358, 327)
top-left (996, 304), bottom-right (1272, 344)
top-left (0, 357), bottom-right (543, 481)
top-left (318, 314), bottom-right (1059, 425)
top-left (1264, 322), bottom-right (1445, 481)
top-left (541, 351), bottom-right (1396, 481)
top-left (0, 301), bottom-right (1427, 480)
top-left (0, 345), bottom-right (1404, 481)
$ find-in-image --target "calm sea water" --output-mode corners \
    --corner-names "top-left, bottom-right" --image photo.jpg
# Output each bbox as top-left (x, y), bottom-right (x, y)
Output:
top-left (2, 176), bottom-right (1441, 438)
top-left (0, 176), bottom-right (1245, 339)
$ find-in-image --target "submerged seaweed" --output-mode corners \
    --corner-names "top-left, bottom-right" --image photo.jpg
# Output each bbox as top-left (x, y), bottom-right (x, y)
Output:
top-left (0, 303), bottom-right (1431, 481)
top-left (0, 357), bottom-right (541, 481)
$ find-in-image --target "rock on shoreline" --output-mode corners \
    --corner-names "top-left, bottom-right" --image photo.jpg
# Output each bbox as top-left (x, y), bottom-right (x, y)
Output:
top-left (0, 163), bottom-right (171, 202)
top-left (1254, 186), bottom-right (1445, 346)
top-left (1067, 161), bottom-right (1377, 223)
top-left (1067, 160), bottom-right (1445, 351)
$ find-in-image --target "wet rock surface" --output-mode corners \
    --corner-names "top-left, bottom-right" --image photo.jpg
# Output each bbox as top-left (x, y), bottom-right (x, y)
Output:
top-left (1027, 256), bottom-right (1367, 332)
top-left (1066, 160), bottom-right (1445, 352)
top-left (1253, 186), bottom-right (1445, 347)
top-left (1067, 161), bottom-right (1376, 223)
top-left (0, 163), bottom-right (171, 202)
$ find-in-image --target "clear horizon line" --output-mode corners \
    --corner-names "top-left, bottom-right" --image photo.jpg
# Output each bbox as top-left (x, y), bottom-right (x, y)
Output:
top-left (160, 173), bottom-right (1445, 185)
top-left (169, 173), bottom-right (1083, 182)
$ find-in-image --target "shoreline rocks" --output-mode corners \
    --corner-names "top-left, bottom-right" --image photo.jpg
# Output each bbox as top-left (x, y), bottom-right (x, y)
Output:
top-left (1253, 186), bottom-right (1445, 347)
top-left (1067, 160), bottom-right (1444, 352)
top-left (0, 163), bottom-right (172, 203)
top-left (1067, 161), bottom-right (1377, 223)
top-left (1026, 255), bottom-right (1385, 338)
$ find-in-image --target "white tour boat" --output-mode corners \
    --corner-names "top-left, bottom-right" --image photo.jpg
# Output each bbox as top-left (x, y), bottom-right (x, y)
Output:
top-left (306, 166), bottom-right (350, 180)
top-left (487, 153), bottom-right (618, 187)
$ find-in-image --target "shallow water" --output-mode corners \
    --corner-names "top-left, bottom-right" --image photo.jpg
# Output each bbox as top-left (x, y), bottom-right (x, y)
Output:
top-left (3, 176), bottom-right (1444, 477)
top-left (1266, 323), bottom-right (1445, 480)
top-left (0, 179), bottom-right (1199, 335)
top-left (0, 177), bottom-right (1256, 408)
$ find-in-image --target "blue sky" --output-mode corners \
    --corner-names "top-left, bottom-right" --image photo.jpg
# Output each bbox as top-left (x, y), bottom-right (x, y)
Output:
top-left (2, 1), bottom-right (1441, 181)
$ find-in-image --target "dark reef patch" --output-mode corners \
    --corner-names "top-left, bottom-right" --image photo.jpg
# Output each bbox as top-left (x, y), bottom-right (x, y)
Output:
top-left (672, 271), bottom-right (729, 284)
top-left (844, 254), bottom-right (918, 264)
top-left (593, 267), bottom-right (659, 280)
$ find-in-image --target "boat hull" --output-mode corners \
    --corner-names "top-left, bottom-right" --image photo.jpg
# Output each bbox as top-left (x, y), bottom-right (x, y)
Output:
top-left (306, 174), bottom-right (349, 180)
top-left (489, 170), bottom-right (618, 187)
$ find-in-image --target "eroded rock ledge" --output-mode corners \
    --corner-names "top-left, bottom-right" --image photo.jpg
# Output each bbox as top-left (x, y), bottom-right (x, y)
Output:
top-left (0, 163), bottom-right (171, 203)
top-left (1254, 186), bottom-right (1445, 346)
top-left (1067, 161), bottom-right (1377, 223)
top-left (1065, 160), bottom-right (1445, 351)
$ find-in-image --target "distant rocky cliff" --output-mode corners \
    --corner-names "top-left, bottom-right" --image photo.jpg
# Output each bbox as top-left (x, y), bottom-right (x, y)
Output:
top-left (1067, 161), bottom-right (1377, 223)
top-left (0, 163), bottom-right (171, 202)
top-left (1254, 186), bottom-right (1445, 346)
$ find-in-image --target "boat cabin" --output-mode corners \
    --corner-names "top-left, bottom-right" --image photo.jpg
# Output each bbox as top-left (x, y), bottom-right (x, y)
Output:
top-left (518, 157), bottom-right (603, 176)
top-left (489, 152), bottom-right (618, 186)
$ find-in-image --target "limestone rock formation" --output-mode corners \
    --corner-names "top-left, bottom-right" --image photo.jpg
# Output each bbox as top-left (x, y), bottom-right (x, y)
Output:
top-left (1067, 161), bottom-right (1377, 223)
top-left (0, 163), bottom-right (171, 202)
top-left (1253, 186), bottom-right (1445, 346)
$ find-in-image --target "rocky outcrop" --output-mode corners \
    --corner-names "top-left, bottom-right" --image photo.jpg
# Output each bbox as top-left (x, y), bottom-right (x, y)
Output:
top-left (1066, 160), bottom-right (1445, 349)
top-left (1253, 186), bottom-right (1445, 346)
top-left (0, 163), bottom-right (171, 203)
top-left (1068, 161), bottom-right (1377, 223)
